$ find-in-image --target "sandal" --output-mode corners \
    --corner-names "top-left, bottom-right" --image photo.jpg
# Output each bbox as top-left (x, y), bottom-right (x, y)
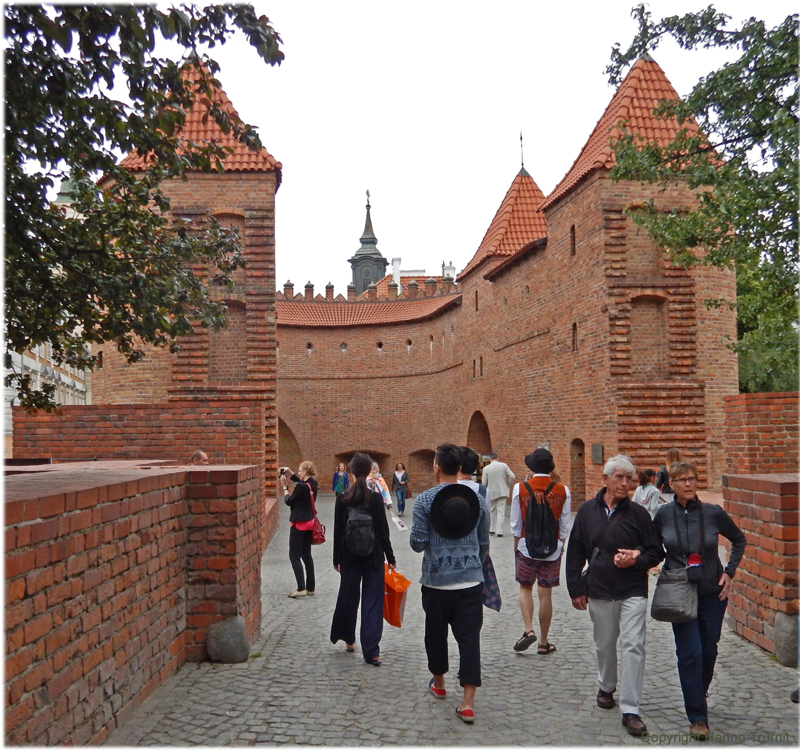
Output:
top-left (513, 630), bottom-right (537, 652)
top-left (537, 642), bottom-right (557, 655)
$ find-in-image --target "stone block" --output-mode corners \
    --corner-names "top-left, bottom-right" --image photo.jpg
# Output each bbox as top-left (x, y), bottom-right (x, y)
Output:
top-left (773, 611), bottom-right (798, 667)
top-left (205, 615), bottom-right (250, 663)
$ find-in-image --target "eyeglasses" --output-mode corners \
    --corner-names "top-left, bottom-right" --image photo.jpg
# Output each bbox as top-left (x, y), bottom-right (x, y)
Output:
top-left (675, 477), bottom-right (698, 484)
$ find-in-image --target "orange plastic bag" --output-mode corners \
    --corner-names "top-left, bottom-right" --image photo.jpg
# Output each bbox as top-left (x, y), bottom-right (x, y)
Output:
top-left (383, 563), bottom-right (412, 628)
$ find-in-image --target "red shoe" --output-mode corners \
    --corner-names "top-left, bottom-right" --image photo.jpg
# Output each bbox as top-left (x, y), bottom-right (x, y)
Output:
top-left (428, 677), bottom-right (446, 699)
top-left (456, 707), bottom-right (475, 723)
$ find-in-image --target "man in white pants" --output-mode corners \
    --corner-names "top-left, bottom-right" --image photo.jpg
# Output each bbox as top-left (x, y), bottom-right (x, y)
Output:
top-left (565, 455), bottom-right (663, 738)
top-left (481, 452), bottom-right (515, 537)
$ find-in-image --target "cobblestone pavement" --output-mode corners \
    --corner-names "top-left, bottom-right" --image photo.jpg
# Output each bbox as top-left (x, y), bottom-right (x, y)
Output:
top-left (108, 493), bottom-right (798, 746)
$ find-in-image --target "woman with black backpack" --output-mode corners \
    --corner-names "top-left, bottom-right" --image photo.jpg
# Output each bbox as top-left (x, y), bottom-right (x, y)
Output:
top-left (330, 453), bottom-right (396, 665)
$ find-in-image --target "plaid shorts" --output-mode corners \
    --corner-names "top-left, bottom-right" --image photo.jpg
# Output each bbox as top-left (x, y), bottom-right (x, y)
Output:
top-left (514, 548), bottom-right (562, 588)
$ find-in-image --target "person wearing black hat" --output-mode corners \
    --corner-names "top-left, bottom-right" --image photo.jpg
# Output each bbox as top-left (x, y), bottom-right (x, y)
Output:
top-left (509, 448), bottom-right (572, 655)
top-left (409, 443), bottom-right (490, 724)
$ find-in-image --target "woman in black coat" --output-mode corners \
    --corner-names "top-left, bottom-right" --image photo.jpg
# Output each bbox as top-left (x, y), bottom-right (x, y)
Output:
top-left (330, 453), bottom-right (396, 665)
top-left (653, 461), bottom-right (746, 741)
top-left (280, 461), bottom-right (319, 598)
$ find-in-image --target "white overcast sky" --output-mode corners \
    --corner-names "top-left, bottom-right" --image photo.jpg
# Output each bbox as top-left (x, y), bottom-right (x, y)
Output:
top-left (202, 0), bottom-right (794, 295)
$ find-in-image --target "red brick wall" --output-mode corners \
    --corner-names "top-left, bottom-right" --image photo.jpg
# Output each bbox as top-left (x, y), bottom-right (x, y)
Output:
top-left (12, 400), bottom-right (277, 544)
top-left (273, 173), bottom-right (738, 500)
top-left (5, 463), bottom-right (263, 745)
top-left (723, 473), bottom-right (799, 652)
top-left (724, 392), bottom-right (800, 475)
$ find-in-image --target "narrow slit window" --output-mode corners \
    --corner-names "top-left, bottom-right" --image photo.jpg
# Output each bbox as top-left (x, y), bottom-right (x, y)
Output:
top-left (570, 225), bottom-right (576, 256)
top-left (572, 323), bottom-right (578, 352)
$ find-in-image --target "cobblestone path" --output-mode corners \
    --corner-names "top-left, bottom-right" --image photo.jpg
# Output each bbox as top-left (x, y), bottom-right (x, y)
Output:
top-left (108, 493), bottom-right (798, 746)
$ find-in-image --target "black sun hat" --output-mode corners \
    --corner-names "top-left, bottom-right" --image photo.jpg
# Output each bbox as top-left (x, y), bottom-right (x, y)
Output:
top-left (525, 448), bottom-right (555, 474)
top-left (430, 484), bottom-right (480, 540)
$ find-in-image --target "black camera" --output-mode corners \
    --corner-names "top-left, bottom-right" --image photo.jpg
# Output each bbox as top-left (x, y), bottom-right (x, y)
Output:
top-left (278, 468), bottom-right (286, 477)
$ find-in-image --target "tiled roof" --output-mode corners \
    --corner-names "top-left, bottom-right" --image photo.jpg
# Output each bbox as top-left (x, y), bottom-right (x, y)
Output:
top-left (458, 167), bottom-right (547, 281)
top-left (542, 56), bottom-right (696, 210)
top-left (276, 296), bottom-right (460, 327)
top-left (373, 274), bottom-right (443, 296)
top-left (120, 63), bottom-right (281, 180)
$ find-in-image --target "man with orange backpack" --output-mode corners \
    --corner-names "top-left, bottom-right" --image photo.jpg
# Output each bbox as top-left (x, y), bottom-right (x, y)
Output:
top-left (509, 448), bottom-right (571, 655)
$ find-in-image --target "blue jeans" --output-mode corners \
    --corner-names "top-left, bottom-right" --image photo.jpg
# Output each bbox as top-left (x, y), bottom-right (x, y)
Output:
top-left (395, 488), bottom-right (407, 513)
top-left (671, 595), bottom-right (728, 722)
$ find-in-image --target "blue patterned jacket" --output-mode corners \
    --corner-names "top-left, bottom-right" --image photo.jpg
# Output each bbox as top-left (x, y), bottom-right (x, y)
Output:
top-left (409, 483), bottom-right (490, 587)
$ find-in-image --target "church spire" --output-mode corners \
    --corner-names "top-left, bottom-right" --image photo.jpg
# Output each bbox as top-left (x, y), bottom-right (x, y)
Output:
top-left (348, 190), bottom-right (388, 294)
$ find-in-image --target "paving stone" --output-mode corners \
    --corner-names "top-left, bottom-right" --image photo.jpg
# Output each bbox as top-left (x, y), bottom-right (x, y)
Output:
top-left (104, 493), bottom-right (800, 746)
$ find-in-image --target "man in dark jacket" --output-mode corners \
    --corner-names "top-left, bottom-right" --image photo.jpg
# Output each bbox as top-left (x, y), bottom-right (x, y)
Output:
top-left (566, 455), bottom-right (663, 738)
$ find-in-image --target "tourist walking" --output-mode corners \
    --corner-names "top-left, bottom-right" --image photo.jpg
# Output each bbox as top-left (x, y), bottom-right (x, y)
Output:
top-left (368, 462), bottom-right (392, 508)
top-left (332, 462), bottom-right (350, 494)
top-left (565, 454), bottom-right (663, 737)
top-left (280, 462), bottom-right (319, 598)
top-left (410, 444), bottom-right (490, 723)
top-left (330, 453), bottom-right (396, 665)
top-left (391, 462), bottom-right (410, 516)
top-left (656, 447), bottom-right (682, 503)
top-left (632, 469), bottom-right (661, 519)
top-left (510, 448), bottom-right (571, 655)
top-left (654, 461), bottom-right (746, 741)
top-left (481, 452), bottom-right (515, 537)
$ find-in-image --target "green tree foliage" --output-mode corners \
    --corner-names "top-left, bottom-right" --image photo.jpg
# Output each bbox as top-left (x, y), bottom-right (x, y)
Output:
top-left (5, 5), bottom-right (283, 409)
top-left (607, 5), bottom-right (798, 393)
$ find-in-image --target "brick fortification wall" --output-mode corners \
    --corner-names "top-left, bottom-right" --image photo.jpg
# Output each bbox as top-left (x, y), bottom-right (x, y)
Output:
top-left (723, 473), bottom-right (799, 657)
top-left (5, 463), bottom-right (261, 745)
top-left (276, 172), bottom-right (738, 498)
top-left (724, 392), bottom-right (799, 475)
top-left (12, 400), bottom-right (279, 545)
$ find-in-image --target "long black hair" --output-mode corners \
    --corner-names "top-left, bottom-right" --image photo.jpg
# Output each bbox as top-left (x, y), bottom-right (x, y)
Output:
top-left (342, 453), bottom-right (373, 508)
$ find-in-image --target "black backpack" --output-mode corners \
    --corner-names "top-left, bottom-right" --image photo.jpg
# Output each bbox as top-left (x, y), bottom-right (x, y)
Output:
top-left (523, 480), bottom-right (560, 559)
top-left (345, 504), bottom-right (375, 556)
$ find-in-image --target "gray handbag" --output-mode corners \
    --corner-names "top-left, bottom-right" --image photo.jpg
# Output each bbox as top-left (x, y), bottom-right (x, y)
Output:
top-left (650, 566), bottom-right (698, 622)
top-left (651, 502), bottom-right (703, 622)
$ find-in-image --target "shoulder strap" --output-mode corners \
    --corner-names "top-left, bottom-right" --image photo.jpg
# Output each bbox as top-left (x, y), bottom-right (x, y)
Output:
top-left (305, 482), bottom-right (317, 517)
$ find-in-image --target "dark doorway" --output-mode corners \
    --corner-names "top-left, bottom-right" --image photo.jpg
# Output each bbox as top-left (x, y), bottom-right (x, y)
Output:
top-left (570, 438), bottom-right (586, 505)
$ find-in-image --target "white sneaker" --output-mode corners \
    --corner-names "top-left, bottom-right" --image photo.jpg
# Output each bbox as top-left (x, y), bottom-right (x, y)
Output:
top-left (288, 590), bottom-right (307, 598)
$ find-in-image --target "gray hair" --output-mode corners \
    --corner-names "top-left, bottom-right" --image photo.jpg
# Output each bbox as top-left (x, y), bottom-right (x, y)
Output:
top-left (602, 454), bottom-right (635, 478)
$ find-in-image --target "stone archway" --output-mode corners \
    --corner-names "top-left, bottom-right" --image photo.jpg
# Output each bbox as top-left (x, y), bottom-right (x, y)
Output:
top-left (570, 438), bottom-right (586, 505)
top-left (278, 418), bottom-right (302, 472)
top-left (466, 411), bottom-right (492, 457)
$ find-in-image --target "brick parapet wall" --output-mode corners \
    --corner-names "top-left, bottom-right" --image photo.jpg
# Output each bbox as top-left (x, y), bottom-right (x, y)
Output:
top-left (722, 473), bottom-right (799, 653)
top-left (723, 392), bottom-right (799, 475)
top-left (12, 400), bottom-right (277, 544)
top-left (4, 463), bottom-right (263, 745)
top-left (183, 466), bottom-right (262, 660)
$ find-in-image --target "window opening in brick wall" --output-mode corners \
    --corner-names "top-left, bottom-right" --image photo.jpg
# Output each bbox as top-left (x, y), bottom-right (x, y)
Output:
top-left (479, 356), bottom-right (483, 377)
top-left (523, 284), bottom-right (530, 297)
top-left (572, 322), bottom-right (578, 352)
top-left (429, 335), bottom-right (434, 354)
top-left (475, 290), bottom-right (479, 311)
top-left (96, 351), bottom-right (103, 368)
top-left (570, 224), bottom-right (576, 256)
top-left (406, 339), bottom-right (412, 352)
top-left (629, 295), bottom-right (667, 378)
top-left (473, 359), bottom-right (476, 379)
top-left (377, 341), bottom-right (383, 351)
top-left (340, 342), bottom-right (347, 352)
top-left (306, 342), bottom-right (313, 350)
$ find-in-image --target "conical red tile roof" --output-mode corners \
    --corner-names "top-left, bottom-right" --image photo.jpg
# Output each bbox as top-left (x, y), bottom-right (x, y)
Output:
top-left (541, 55), bottom-right (697, 210)
top-left (458, 167), bottom-right (547, 281)
top-left (120, 63), bottom-right (281, 181)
